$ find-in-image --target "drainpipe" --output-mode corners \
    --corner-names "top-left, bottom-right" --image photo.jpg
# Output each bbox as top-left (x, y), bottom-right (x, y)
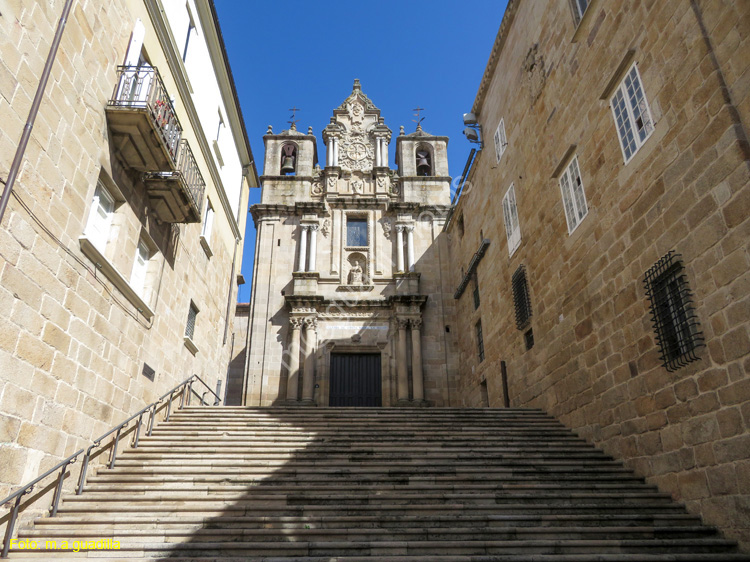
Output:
top-left (0, 0), bottom-right (75, 225)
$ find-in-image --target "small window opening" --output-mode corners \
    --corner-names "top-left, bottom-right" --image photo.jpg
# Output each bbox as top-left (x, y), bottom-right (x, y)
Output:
top-left (512, 265), bottom-right (532, 330)
top-left (416, 147), bottom-right (432, 176)
top-left (524, 328), bottom-right (534, 350)
top-left (475, 320), bottom-right (485, 363)
top-left (280, 143), bottom-right (297, 175)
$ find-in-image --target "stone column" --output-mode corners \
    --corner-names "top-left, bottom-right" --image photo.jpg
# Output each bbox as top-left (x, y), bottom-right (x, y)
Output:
top-left (411, 318), bottom-right (424, 402)
top-left (308, 224), bottom-right (318, 272)
top-left (326, 139), bottom-right (333, 167)
top-left (375, 137), bottom-right (382, 166)
top-left (396, 225), bottom-right (405, 273)
top-left (406, 225), bottom-right (415, 272)
top-left (285, 318), bottom-right (302, 401)
top-left (397, 318), bottom-right (409, 401)
top-left (297, 225), bottom-right (308, 272)
top-left (381, 139), bottom-right (388, 167)
top-left (301, 317), bottom-right (317, 402)
top-left (332, 138), bottom-right (339, 167)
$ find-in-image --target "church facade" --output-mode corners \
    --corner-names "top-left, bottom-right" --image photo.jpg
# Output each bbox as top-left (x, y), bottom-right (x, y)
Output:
top-left (243, 81), bottom-right (458, 407)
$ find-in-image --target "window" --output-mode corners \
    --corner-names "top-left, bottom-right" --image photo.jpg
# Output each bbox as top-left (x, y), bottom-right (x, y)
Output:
top-left (570, 0), bottom-right (590, 26)
top-left (610, 63), bottom-right (654, 163)
top-left (280, 143), bottom-right (297, 175)
top-left (475, 320), bottom-right (485, 363)
top-left (524, 328), bottom-right (534, 350)
top-left (457, 213), bottom-right (465, 237)
top-left (84, 181), bottom-right (115, 253)
top-left (559, 155), bottom-right (588, 233)
top-left (472, 274), bottom-right (480, 310)
top-left (644, 252), bottom-right (704, 371)
top-left (130, 240), bottom-right (151, 298)
top-left (415, 145), bottom-right (432, 176)
top-left (502, 183), bottom-right (521, 256)
top-left (347, 217), bottom-right (368, 247)
top-left (182, 7), bottom-right (195, 62)
top-left (185, 301), bottom-right (198, 340)
top-left (494, 119), bottom-right (507, 163)
top-left (512, 265), bottom-right (532, 330)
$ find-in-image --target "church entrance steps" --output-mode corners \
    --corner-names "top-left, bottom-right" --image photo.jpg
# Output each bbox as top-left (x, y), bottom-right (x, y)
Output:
top-left (9, 407), bottom-right (749, 561)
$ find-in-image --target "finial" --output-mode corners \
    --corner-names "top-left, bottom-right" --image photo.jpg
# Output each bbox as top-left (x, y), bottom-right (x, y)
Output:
top-left (353, 78), bottom-right (361, 91)
top-left (288, 106), bottom-right (300, 130)
top-left (399, 125), bottom-right (405, 136)
top-left (267, 125), bottom-right (273, 134)
top-left (412, 106), bottom-right (425, 131)
top-left (308, 126), bottom-right (313, 135)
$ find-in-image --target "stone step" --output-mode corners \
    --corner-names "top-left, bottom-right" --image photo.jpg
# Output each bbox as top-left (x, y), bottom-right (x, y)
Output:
top-left (3, 537), bottom-right (741, 557)
top-left (17, 525), bottom-right (722, 542)
top-left (30, 512), bottom-right (707, 530)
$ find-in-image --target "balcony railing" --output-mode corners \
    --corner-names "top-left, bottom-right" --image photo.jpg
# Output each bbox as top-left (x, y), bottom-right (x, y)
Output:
top-left (143, 139), bottom-right (205, 223)
top-left (106, 65), bottom-right (182, 170)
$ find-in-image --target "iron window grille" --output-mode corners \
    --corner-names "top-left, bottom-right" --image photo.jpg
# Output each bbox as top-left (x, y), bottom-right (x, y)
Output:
top-left (472, 274), bottom-right (480, 310)
top-left (643, 252), bottom-right (704, 372)
top-left (512, 265), bottom-right (532, 330)
top-left (524, 328), bottom-right (534, 350)
top-left (185, 302), bottom-right (198, 340)
top-left (475, 320), bottom-right (485, 363)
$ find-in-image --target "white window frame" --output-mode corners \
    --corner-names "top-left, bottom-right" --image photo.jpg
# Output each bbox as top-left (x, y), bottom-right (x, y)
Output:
top-left (494, 119), bottom-right (507, 163)
top-left (502, 183), bottom-right (521, 257)
top-left (558, 154), bottom-right (588, 234)
top-left (571, 0), bottom-right (590, 26)
top-left (610, 63), bottom-right (654, 164)
top-left (200, 200), bottom-right (215, 257)
top-left (130, 239), bottom-right (151, 298)
top-left (84, 181), bottom-right (115, 253)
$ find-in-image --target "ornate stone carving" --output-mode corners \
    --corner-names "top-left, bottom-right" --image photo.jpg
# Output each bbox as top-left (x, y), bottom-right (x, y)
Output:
top-left (327, 176), bottom-right (337, 189)
top-left (397, 318), bottom-right (410, 330)
top-left (381, 218), bottom-right (392, 240)
top-left (339, 135), bottom-right (374, 171)
top-left (321, 218), bottom-right (330, 238)
top-left (303, 317), bottom-right (318, 330)
top-left (411, 318), bottom-right (423, 329)
top-left (290, 317), bottom-right (303, 329)
top-left (351, 179), bottom-right (364, 194)
top-left (377, 176), bottom-right (387, 191)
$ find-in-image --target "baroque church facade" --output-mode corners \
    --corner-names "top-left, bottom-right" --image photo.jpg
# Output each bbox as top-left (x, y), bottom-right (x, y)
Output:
top-left (243, 80), bottom-right (458, 407)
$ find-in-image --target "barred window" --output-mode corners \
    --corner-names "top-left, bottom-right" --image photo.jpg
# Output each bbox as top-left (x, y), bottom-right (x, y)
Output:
top-left (610, 63), bottom-right (654, 163)
top-left (559, 155), bottom-right (588, 234)
top-left (494, 119), bottom-right (507, 163)
top-left (475, 320), bottom-right (485, 363)
top-left (512, 265), bottom-right (532, 330)
top-left (502, 183), bottom-right (521, 257)
top-left (472, 274), bottom-right (480, 310)
top-left (644, 252), bottom-right (704, 371)
top-left (185, 302), bottom-right (198, 340)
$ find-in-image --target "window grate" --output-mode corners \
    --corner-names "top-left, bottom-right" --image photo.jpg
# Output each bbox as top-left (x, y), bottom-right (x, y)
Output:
top-left (512, 265), bottom-right (532, 330)
top-left (185, 302), bottom-right (198, 340)
top-left (524, 328), bottom-right (534, 350)
top-left (643, 251), bottom-right (704, 372)
top-left (472, 274), bottom-right (480, 310)
top-left (475, 320), bottom-right (485, 363)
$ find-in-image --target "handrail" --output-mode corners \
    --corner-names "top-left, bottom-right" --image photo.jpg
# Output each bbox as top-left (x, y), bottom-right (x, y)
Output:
top-left (0, 374), bottom-right (218, 558)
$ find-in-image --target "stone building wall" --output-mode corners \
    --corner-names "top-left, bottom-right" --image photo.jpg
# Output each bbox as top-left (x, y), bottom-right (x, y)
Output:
top-left (448, 0), bottom-right (749, 548)
top-left (0, 0), bottom-right (253, 500)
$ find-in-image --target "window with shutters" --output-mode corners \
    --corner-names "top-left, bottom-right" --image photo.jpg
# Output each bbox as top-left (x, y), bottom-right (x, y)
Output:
top-left (512, 265), bottom-right (532, 330)
top-left (494, 119), bottom-right (507, 163)
top-left (559, 154), bottom-right (588, 234)
top-left (610, 63), bottom-right (654, 163)
top-left (644, 252), bottom-right (704, 372)
top-left (84, 181), bottom-right (116, 253)
top-left (502, 183), bottom-right (521, 257)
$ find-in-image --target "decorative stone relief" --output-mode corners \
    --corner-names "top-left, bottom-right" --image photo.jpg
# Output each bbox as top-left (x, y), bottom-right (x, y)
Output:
top-left (289, 317), bottom-right (303, 329)
top-left (351, 179), bottom-right (364, 194)
top-left (381, 218), bottom-right (392, 240)
top-left (321, 218), bottom-right (330, 238)
top-left (347, 252), bottom-right (367, 285)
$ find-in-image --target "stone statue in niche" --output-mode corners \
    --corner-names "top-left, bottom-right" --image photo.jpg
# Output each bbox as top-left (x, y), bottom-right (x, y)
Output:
top-left (348, 260), bottom-right (364, 285)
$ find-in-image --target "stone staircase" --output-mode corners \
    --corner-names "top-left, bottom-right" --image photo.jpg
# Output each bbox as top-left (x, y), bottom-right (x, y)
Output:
top-left (9, 407), bottom-right (750, 561)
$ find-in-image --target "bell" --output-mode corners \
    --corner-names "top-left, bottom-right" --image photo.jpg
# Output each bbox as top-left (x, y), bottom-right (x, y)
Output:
top-left (416, 151), bottom-right (430, 176)
top-left (281, 155), bottom-right (295, 174)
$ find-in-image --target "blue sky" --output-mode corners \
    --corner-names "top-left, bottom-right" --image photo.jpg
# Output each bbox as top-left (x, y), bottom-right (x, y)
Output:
top-left (213, 1), bottom-right (508, 302)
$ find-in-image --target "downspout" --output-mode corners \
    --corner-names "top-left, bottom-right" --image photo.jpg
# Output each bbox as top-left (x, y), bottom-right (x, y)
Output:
top-left (0, 0), bottom-right (75, 225)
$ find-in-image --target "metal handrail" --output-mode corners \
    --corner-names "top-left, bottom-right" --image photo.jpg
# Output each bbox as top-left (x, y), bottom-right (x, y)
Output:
top-left (0, 374), bottom-right (218, 558)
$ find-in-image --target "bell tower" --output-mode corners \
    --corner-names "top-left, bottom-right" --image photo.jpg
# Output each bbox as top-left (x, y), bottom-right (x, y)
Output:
top-left (260, 118), bottom-right (318, 205)
top-left (395, 121), bottom-right (449, 205)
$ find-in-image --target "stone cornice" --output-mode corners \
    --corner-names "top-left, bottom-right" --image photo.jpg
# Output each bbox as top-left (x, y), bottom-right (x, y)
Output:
top-left (472, 0), bottom-right (520, 115)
